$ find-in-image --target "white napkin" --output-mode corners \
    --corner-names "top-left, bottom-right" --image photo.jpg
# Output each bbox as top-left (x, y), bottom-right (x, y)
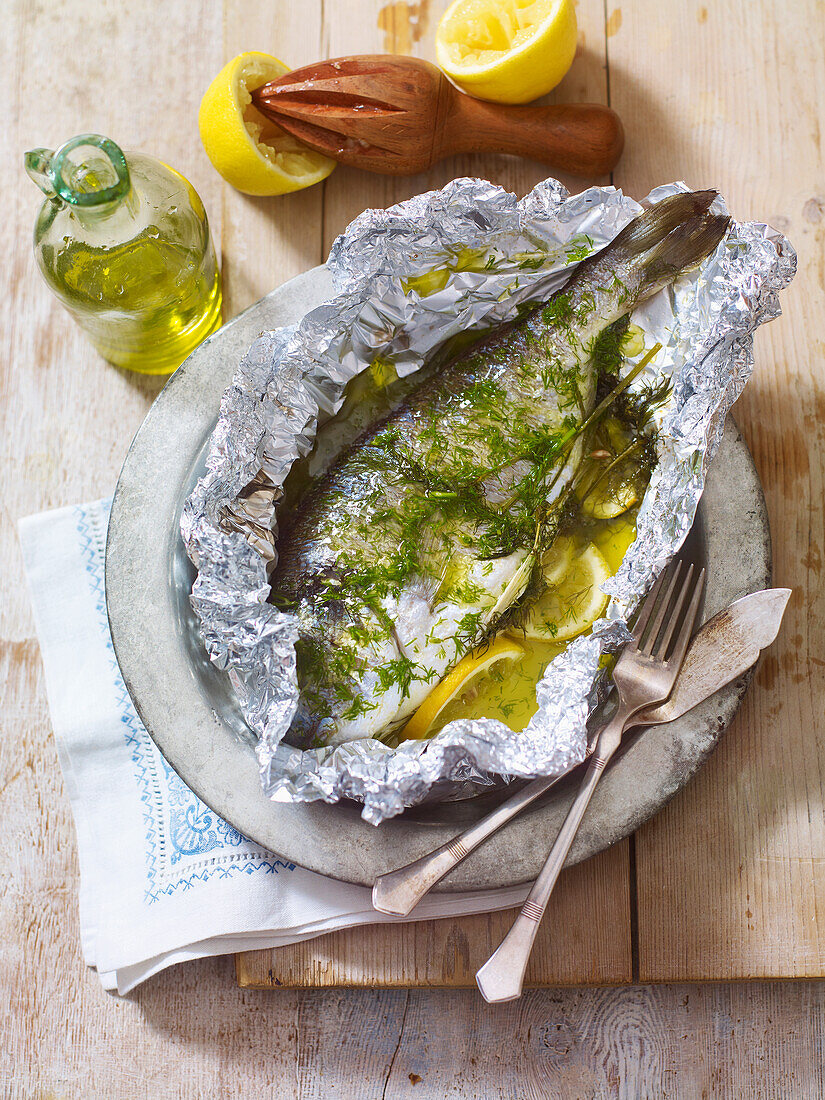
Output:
top-left (20, 499), bottom-right (529, 994)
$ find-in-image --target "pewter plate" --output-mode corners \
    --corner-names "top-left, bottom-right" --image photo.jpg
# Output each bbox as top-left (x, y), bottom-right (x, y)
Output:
top-left (105, 266), bottom-right (771, 891)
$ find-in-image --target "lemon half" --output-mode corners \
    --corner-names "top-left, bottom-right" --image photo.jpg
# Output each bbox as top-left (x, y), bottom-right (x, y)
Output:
top-left (401, 635), bottom-right (525, 741)
top-left (436, 0), bottom-right (578, 104)
top-left (525, 543), bottom-right (611, 642)
top-left (198, 52), bottom-right (336, 196)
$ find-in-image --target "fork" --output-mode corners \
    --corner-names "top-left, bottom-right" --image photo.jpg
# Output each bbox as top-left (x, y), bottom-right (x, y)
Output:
top-left (372, 754), bottom-right (595, 918)
top-left (372, 561), bottom-right (701, 919)
top-left (475, 558), bottom-right (705, 1004)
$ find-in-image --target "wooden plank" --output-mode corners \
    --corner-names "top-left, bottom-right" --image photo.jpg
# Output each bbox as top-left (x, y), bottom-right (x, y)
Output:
top-left (236, 848), bottom-right (631, 988)
top-left (10, 964), bottom-right (825, 1097)
top-left (221, 0), bottom-right (329, 315)
top-left (608, 0), bottom-right (825, 979)
top-left (369, 981), bottom-right (825, 1100)
top-left (235, 0), bottom-right (633, 989)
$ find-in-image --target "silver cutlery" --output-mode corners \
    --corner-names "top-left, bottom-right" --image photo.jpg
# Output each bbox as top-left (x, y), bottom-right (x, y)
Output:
top-left (475, 558), bottom-right (705, 1002)
top-left (373, 583), bottom-right (788, 921)
top-left (635, 586), bottom-right (789, 725)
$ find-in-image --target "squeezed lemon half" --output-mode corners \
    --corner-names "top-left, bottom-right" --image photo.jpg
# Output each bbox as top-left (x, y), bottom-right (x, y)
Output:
top-left (436, 0), bottom-right (578, 104)
top-left (401, 635), bottom-right (525, 741)
top-left (524, 542), bottom-right (611, 642)
top-left (198, 52), bottom-right (336, 196)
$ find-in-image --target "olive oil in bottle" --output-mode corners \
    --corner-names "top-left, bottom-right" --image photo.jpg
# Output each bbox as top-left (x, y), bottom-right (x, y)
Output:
top-left (26, 134), bottom-right (221, 375)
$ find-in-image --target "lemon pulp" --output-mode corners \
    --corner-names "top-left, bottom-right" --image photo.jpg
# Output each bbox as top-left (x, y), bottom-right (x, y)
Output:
top-left (524, 543), bottom-right (611, 642)
top-left (436, 0), bottom-right (578, 104)
top-left (401, 636), bottom-right (526, 741)
top-left (198, 52), bottom-right (335, 196)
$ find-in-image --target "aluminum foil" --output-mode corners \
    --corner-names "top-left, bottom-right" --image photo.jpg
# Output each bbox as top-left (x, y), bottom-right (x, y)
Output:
top-left (181, 178), bottom-right (795, 824)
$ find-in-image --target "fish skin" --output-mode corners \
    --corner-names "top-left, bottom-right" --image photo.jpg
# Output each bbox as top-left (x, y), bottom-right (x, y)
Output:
top-left (272, 191), bottom-right (730, 747)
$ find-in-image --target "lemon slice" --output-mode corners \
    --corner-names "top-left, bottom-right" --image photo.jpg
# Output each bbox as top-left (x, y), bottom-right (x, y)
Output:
top-left (580, 481), bottom-right (639, 520)
top-left (198, 52), bottom-right (336, 196)
top-left (436, 0), bottom-right (578, 104)
top-left (540, 536), bottom-right (575, 585)
top-left (525, 543), bottom-right (610, 642)
top-left (622, 323), bottom-right (646, 358)
top-left (401, 636), bottom-right (525, 741)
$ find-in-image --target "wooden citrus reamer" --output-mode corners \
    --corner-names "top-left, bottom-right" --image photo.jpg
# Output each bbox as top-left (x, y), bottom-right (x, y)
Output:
top-left (250, 55), bottom-right (624, 178)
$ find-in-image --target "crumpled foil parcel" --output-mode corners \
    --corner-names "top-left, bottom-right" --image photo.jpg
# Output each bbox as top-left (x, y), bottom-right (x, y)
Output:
top-left (181, 178), bottom-right (795, 824)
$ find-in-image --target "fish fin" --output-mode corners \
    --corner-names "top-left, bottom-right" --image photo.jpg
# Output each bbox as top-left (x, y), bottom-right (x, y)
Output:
top-left (612, 190), bottom-right (719, 254)
top-left (641, 212), bottom-right (731, 284)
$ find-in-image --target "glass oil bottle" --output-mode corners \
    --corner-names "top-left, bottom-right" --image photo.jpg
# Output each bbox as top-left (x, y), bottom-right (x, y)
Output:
top-left (26, 134), bottom-right (222, 374)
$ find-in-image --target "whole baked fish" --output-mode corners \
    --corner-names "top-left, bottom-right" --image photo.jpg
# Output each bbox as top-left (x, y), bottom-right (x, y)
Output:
top-left (272, 190), bottom-right (729, 747)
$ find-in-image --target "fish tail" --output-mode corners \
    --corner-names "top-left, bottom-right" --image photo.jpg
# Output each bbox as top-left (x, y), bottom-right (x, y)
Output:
top-left (640, 212), bottom-right (730, 285)
top-left (612, 189), bottom-right (719, 254)
top-left (581, 191), bottom-right (730, 304)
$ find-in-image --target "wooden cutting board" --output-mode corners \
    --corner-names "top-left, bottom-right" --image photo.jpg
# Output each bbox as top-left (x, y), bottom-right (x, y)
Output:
top-left (237, 845), bottom-right (633, 988)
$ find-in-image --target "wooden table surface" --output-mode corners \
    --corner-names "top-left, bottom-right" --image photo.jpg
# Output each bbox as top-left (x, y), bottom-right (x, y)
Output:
top-left (3, 0), bottom-right (825, 1095)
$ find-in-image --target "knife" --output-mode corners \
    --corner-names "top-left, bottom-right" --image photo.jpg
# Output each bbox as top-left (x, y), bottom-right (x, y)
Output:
top-left (372, 587), bottom-right (791, 917)
top-left (633, 586), bottom-right (790, 725)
